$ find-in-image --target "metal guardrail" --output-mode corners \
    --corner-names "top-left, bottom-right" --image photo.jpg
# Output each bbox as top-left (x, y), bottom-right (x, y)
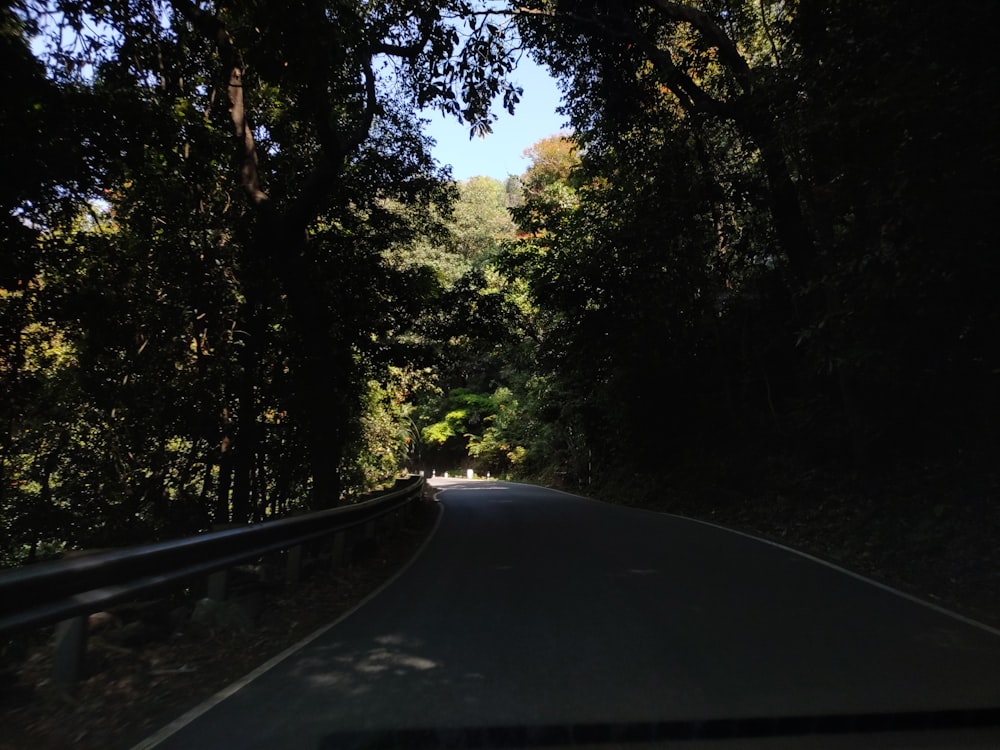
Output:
top-left (0, 475), bottom-right (425, 680)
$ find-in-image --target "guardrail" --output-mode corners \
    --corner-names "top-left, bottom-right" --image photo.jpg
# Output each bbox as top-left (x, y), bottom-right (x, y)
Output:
top-left (0, 474), bottom-right (425, 682)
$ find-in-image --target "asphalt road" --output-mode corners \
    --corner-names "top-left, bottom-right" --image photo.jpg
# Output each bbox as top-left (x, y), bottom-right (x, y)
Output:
top-left (139, 480), bottom-right (1000, 749)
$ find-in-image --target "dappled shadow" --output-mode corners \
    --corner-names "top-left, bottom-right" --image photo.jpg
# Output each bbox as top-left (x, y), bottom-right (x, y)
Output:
top-left (269, 628), bottom-right (506, 738)
top-left (290, 633), bottom-right (443, 698)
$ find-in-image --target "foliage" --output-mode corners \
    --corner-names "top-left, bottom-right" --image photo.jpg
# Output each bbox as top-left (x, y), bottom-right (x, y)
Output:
top-left (4, 0), bottom-right (998, 565)
top-left (449, 176), bottom-right (517, 259)
top-left (520, 133), bottom-right (580, 195)
top-left (1, 0), bottom-right (527, 564)
top-left (498, 0), bottom-right (1000, 489)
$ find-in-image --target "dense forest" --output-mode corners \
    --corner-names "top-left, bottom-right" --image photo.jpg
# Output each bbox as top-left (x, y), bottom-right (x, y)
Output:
top-left (2, 0), bottom-right (997, 597)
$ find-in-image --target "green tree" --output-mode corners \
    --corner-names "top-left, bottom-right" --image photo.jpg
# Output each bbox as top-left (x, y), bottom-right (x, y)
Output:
top-left (506, 0), bottom-right (1000, 484)
top-left (2, 0), bottom-right (528, 563)
top-left (450, 175), bottom-right (517, 259)
top-left (520, 133), bottom-right (579, 194)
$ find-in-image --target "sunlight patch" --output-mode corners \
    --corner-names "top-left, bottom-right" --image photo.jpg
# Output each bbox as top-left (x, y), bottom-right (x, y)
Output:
top-left (354, 648), bottom-right (439, 674)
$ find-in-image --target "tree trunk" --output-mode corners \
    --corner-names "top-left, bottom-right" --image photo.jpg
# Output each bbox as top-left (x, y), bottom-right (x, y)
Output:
top-left (297, 332), bottom-right (348, 510)
top-left (214, 424), bottom-right (233, 524)
top-left (752, 128), bottom-right (814, 279)
top-left (230, 404), bottom-right (256, 524)
top-left (230, 308), bottom-right (261, 525)
top-left (262, 221), bottom-right (352, 509)
top-left (175, 0), bottom-right (366, 512)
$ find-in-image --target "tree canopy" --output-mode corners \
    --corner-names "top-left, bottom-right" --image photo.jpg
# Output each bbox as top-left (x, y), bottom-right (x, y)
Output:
top-left (3, 0), bottom-right (998, 569)
top-left (1, 0), bottom-right (526, 562)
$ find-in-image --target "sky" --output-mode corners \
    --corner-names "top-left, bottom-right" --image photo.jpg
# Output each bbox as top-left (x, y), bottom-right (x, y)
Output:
top-left (423, 56), bottom-right (568, 182)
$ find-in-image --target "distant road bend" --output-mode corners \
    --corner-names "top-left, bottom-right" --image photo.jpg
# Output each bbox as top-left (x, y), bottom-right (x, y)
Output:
top-left (138, 480), bottom-right (1000, 749)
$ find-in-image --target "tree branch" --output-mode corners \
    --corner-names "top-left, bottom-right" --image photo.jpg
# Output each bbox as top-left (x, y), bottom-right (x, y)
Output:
top-left (169, 0), bottom-right (268, 208)
top-left (514, 4), bottom-right (735, 118)
top-left (614, 11), bottom-right (734, 118)
top-left (348, 54), bottom-right (379, 154)
top-left (647, 0), bottom-right (754, 93)
top-left (371, 11), bottom-right (439, 59)
top-left (284, 54), bottom-right (378, 234)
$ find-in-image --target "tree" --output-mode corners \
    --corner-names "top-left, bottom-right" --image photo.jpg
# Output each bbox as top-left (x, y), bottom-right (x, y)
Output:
top-left (6, 0), bottom-right (998, 563)
top-left (151, 0), bottom-right (523, 508)
top-left (450, 176), bottom-right (517, 259)
top-left (520, 133), bottom-right (579, 195)
top-left (2, 0), bottom-right (530, 562)
top-left (514, 0), bottom-right (815, 279)
top-left (505, 0), bottom-right (1000, 483)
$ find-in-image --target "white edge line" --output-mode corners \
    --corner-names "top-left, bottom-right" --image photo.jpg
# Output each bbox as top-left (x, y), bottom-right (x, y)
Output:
top-left (667, 510), bottom-right (1000, 639)
top-left (130, 502), bottom-right (446, 750)
top-left (506, 480), bottom-right (1000, 639)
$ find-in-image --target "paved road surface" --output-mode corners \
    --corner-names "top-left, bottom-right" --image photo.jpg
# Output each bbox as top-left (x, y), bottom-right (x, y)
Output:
top-left (140, 480), bottom-right (1000, 748)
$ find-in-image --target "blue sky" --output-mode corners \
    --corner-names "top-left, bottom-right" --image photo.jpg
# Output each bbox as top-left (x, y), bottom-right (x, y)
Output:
top-left (423, 56), bottom-right (568, 182)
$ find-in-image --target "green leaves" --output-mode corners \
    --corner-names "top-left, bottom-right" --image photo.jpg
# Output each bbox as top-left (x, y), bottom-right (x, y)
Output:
top-left (7, 0), bottom-right (995, 562)
top-left (3, 0), bottom-right (535, 557)
top-left (449, 176), bottom-right (517, 259)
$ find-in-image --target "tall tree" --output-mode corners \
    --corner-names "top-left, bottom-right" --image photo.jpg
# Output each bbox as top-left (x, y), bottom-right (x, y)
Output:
top-left (515, 0), bottom-right (814, 278)
top-left (502, 0), bottom-right (1000, 483)
top-left (2, 0), bottom-right (527, 563)
top-left (450, 176), bottom-right (517, 259)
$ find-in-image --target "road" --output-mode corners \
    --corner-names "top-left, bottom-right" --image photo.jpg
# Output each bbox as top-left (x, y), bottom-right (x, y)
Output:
top-left (138, 480), bottom-right (1000, 748)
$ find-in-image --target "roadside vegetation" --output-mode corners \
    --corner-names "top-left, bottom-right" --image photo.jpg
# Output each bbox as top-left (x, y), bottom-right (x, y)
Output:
top-left (2, 1), bottom-right (997, 622)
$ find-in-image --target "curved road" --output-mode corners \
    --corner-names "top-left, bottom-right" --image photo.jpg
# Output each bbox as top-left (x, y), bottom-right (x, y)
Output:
top-left (140, 480), bottom-right (1000, 748)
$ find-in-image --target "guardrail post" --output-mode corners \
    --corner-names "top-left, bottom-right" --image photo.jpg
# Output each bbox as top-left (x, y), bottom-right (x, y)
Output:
top-left (285, 544), bottom-right (303, 586)
top-left (53, 615), bottom-right (88, 684)
top-left (207, 570), bottom-right (228, 601)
